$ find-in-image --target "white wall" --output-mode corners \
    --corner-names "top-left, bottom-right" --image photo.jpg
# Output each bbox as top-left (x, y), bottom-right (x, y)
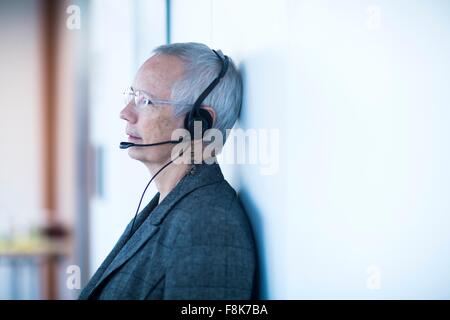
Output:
top-left (87, 0), bottom-right (450, 299)
top-left (87, 0), bottom-right (167, 274)
top-left (171, 0), bottom-right (450, 299)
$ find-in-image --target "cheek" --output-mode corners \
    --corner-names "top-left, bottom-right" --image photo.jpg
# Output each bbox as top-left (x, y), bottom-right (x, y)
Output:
top-left (138, 110), bottom-right (180, 140)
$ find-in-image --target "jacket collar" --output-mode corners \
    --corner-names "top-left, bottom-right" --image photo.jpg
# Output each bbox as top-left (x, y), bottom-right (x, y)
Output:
top-left (148, 161), bottom-right (224, 225)
top-left (80, 161), bottom-right (224, 299)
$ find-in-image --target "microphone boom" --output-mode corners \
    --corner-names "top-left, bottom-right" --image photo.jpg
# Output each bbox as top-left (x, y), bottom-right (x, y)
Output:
top-left (119, 138), bottom-right (182, 149)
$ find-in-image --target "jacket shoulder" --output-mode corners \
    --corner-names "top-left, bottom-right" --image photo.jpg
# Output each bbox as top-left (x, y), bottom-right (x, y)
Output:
top-left (168, 180), bottom-right (255, 251)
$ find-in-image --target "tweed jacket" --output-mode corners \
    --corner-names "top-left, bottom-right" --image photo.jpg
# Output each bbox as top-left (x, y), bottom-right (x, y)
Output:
top-left (79, 162), bottom-right (256, 299)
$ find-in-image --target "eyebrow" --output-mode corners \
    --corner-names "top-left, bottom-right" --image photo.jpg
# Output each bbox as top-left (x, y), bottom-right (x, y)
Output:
top-left (131, 86), bottom-right (157, 98)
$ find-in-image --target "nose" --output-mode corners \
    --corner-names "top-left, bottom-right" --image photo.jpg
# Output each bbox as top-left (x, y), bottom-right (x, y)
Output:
top-left (119, 102), bottom-right (137, 123)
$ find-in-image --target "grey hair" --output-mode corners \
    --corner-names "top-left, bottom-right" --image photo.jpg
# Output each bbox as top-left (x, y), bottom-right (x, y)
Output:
top-left (152, 42), bottom-right (242, 142)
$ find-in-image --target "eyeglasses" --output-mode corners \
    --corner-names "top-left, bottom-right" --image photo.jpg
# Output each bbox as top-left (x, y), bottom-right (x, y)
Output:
top-left (123, 86), bottom-right (192, 110)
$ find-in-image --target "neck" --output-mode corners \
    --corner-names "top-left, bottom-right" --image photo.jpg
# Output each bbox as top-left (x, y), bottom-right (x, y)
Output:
top-left (145, 159), bottom-right (193, 203)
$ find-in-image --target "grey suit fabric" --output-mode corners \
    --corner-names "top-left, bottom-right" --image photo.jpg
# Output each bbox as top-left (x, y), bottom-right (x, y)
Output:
top-left (79, 162), bottom-right (256, 300)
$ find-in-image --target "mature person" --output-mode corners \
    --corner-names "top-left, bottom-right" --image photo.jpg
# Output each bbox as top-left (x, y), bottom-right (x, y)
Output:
top-left (79, 43), bottom-right (256, 299)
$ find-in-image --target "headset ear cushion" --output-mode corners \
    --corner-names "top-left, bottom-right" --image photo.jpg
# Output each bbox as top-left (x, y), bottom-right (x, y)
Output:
top-left (197, 108), bottom-right (213, 131)
top-left (185, 109), bottom-right (213, 139)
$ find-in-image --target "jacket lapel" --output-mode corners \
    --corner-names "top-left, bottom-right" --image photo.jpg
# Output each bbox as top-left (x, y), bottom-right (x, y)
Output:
top-left (79, 193), bottom-right (160, 299)
top-left (82, 162), bottom-right (224, 299)
top-left (93, 219), bottom-right (160, 289)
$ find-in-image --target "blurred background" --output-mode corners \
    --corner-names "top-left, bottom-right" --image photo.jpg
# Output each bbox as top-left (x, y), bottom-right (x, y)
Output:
top-left (1, 0), bottom-right (450, 299)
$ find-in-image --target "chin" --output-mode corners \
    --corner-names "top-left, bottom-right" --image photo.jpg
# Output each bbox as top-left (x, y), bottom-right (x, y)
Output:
top-left (127, 148), bottom-right (147, 162)
top-left (127, 147), bottom-right (163, 164)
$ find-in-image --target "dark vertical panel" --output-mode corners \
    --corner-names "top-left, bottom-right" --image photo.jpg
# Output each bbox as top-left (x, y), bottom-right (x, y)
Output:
top-left (41, 0), bottom-right (57, 222)
top-left (166, 0), bottom-right (171, 44)
top-left (40, 0), bottom-right (58, 300)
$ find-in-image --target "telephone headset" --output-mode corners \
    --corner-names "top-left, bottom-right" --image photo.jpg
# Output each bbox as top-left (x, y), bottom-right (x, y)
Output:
top-left (120, 49), bottom-right (229, 241)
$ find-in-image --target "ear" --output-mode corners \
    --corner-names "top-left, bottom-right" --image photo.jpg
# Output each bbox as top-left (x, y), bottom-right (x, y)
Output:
top-left (200, 106), bottom-right (217, 126)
